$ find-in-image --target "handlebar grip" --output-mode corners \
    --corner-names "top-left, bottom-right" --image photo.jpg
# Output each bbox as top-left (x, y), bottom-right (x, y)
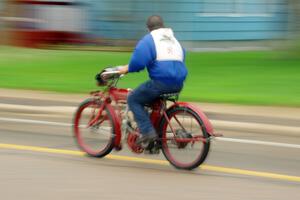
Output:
top-left (101, 71), bottom-right (120, 76)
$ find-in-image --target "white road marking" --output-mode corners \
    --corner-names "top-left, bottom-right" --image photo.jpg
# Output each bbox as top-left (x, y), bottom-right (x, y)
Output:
top-left (1, 117), bottom-right (300, 149)
top-left (0, 117), bottom-right (71, 127)
top-left (215, 137), bottom-right (300, 149)
top-left (210, 119), bottom-right (300, 135)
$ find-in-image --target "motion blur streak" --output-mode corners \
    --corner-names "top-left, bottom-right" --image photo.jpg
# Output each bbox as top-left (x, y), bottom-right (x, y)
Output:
top-left (215, 137), bottom-right (300, 149)
top-left (1, 117), bottom-right (300, 149)
top-left (1, 142), bottom-right (300, 183)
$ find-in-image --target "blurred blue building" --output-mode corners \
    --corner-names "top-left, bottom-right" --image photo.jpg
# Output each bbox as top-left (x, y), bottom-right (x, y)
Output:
top-left (86, 0), bottom-right (289, 42)
top-left (1, 0), bottom-right (291, 48)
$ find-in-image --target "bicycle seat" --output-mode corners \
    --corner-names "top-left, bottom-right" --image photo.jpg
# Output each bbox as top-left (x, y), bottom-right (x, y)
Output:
top-left (144, 93), bottom-right (180, 107)
top-left (159, 92), bottom-right (179, 101)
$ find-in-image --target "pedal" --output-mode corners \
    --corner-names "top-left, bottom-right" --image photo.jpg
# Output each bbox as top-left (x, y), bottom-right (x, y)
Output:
top-left (144, 148), bottom-right (160, 155)
top-left (144, 142), bottom-right (160, 155)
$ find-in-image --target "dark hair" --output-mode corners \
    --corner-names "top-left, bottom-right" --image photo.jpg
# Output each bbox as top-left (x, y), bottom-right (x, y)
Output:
top-left (146, 15), bottom-right (165, 31)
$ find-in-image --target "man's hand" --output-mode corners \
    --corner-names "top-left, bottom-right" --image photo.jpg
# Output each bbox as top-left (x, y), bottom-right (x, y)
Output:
top-left (116, 65), bottom-right (129, 74)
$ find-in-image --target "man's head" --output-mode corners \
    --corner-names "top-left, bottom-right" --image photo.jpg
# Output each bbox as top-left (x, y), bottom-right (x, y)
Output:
top-left (146, 15), bottom-right (165, 31)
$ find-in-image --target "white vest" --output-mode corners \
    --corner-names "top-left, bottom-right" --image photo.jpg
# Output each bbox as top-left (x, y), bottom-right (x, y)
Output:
top-left (150, 28), bottom-right (184, 62)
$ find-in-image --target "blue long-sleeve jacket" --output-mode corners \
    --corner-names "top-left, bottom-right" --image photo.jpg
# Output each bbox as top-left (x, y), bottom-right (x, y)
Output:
top-left (128, 28), bottom-right (188, 86)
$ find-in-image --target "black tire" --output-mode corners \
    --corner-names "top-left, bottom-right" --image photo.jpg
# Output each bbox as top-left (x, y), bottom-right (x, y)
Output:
top-left (159, 106), bottom-right (210, 170)
top-left (73, 98), bottom-right (115, 157)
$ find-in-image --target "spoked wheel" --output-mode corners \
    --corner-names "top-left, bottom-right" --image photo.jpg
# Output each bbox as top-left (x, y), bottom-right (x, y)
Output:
top-left (159, 106), bottom-right (210, 170)
top-left (73, 99), bottom-right (115, 157)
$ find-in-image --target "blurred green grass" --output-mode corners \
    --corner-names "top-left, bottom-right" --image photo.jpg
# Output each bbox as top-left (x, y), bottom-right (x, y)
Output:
top-left (0, 46), bottom-right (299, 106)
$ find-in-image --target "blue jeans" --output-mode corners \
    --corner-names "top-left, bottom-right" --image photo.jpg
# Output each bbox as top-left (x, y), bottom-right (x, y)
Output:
top-left (127, 80), bottom-right (183, 136)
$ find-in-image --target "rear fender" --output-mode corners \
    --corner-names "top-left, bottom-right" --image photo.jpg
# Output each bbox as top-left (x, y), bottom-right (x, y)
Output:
top-left (167, 102), bottom-right (214, 135)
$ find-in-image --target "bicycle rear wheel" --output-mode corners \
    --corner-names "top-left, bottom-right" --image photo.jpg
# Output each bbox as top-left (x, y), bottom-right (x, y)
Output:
top-left (73, 99), bottom-right (115, 157)
top-left (159, 106), bottom-right (210, 170)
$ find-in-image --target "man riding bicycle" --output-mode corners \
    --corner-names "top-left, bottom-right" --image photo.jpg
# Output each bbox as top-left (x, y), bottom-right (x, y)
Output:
top-left (113, 15), bottom-right (188, 148)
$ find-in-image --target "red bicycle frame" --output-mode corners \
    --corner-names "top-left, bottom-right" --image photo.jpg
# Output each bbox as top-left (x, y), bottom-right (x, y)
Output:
top-left (74, 70), bottom-right (222, 169)
top-left (89, 86), bottom-right (220, 150)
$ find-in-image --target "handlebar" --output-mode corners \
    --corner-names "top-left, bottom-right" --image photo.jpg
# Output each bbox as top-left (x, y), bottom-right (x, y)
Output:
top-left (101, 71), bottom-right (124, 80)
top-left (96, 68), bottom-right (124, 87)
top-left (101, 71), bottom-right (120, 76)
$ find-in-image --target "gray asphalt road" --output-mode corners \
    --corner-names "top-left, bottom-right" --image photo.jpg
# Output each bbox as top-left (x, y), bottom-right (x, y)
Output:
top-left (0, 98), bottom-right (300, 200)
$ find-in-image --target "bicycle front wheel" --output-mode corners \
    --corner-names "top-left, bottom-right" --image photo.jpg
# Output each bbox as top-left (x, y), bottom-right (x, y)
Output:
top-left (73, 99), bottom-right (115, 157)
top-left (159, 106), bottom-right (210, 170)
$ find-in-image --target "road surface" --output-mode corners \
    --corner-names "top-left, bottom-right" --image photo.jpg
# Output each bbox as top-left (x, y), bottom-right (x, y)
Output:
top-left (0, 92), bottom-right (299, 200)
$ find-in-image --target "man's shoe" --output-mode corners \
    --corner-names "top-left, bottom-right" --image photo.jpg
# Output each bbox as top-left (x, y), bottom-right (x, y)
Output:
top-left (144, 145), bottom-right (160, 154)
top-left (136, 134), bottom-right (157, 149)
